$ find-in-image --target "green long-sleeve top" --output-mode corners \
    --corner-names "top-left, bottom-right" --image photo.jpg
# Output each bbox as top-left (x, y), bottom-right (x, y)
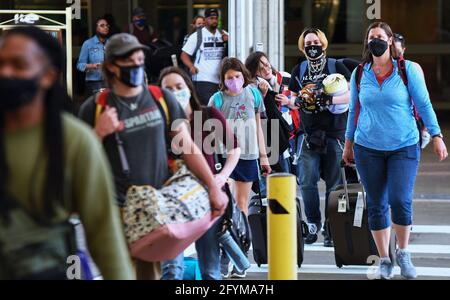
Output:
top-left (4, 113), bottom-right (134, 280)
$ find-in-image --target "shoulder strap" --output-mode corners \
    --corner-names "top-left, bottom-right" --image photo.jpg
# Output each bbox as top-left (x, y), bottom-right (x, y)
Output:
top-left (95, 90), bottom-right (110, 126)
top-left (397, 59), bottom-right (420, 121)
top-left (148, 85), bottom-right (175, 163)
top-left (354, 63), bottom-right (365, 126)
top-left (355, 64), bottom-right (365, 93)
top-left (397, 58), bottom-right (408, 86)
top-left (250, 86), bottom-right (262, 109)
top-left (149, 85), bottom-right (170, 126)
top-left (94, 90), bottom-right (130, 178)
top-left (299, 60), bottom-right (308, 86)
top-left (327, 58), bottom-right (337, 74)
top-left (213, 91), bottom-right (223, 109)
top-left (193, 27), bottom-right (203, 61)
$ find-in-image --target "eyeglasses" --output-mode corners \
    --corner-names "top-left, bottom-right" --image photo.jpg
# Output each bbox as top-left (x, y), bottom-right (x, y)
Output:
top-left (98, 24), bottom-right (110, 28)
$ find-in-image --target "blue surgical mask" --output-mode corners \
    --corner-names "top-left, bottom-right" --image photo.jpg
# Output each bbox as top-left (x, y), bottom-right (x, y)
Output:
top-left (134, 19), bottom-right (146, 27)
top-left (173, 88), bottom-right (191, 109)
top-left (116, 64), bottom-right (145, 87)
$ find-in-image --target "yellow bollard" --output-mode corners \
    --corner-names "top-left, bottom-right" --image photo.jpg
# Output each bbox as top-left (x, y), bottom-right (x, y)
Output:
top-left (267, 173), bottom-right (297, 280)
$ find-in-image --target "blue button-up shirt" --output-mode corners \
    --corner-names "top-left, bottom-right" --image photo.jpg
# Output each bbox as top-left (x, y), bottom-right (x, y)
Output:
top-left (77, 35), bottom-right (107, 82)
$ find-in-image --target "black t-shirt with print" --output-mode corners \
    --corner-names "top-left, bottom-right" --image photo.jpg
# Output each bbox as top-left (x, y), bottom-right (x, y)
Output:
top-left (289, 59), bottom-right (351, 140)
top-left (79, 87), bottom-right (186, 206)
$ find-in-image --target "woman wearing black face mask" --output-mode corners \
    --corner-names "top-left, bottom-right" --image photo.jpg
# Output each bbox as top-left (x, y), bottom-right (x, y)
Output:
top-left (0, 26), bottom-right (134, 280)
top-left (288, 28), bottom-right (352, 248)
top-left (343, 22), bottom-right (448, 280)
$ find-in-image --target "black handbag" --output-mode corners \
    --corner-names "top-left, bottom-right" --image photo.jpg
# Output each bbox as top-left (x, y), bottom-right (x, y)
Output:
top-left (220, 183), bottom-right (252, 253)
top-left (213, 153), bottom-right (252, 253)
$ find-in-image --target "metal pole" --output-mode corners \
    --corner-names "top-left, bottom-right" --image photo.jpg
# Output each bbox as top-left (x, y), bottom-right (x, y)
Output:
top-left (66, 7), bottom-right (73, 98)
top-left (228, 0), bottom-right (236, 58)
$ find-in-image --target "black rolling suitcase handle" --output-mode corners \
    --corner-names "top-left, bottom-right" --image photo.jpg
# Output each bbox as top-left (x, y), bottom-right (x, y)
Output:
top-left (340, 160), bottom-right (366, 210)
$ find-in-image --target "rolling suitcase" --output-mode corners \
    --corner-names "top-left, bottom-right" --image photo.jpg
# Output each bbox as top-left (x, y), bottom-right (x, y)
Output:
top-left (248, 192), bottom-right (307, 268)
top-left (327, 162), bottom-right (396, 268)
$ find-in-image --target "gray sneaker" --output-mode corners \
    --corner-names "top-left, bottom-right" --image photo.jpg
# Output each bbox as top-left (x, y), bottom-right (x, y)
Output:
top-left (378, 258), bottom-right (394, 280)
top-left (396, 249), bottom-right (417, 280)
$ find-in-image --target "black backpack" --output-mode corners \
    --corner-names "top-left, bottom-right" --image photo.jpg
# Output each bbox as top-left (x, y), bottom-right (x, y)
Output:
top-left (147, 40), bottom-right (182, 82)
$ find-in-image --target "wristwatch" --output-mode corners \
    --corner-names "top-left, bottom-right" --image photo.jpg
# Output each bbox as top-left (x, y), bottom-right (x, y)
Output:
top-left (432, 133), bottom-right (444, 140)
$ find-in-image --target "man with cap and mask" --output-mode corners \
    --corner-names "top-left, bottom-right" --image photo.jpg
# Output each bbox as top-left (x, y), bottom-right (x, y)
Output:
top-left (125, 7), bottom-right (157, 46)
top-left (79, 33), bottom-right (228, 280)
top-left (181, 8), bottom-right (229, 106)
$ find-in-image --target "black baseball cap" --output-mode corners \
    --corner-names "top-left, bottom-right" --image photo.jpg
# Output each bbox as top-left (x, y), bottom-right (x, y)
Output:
top-left (205, 8), bottom-right (219, 18)
top-left (132, 7), bottom-right (146, 17)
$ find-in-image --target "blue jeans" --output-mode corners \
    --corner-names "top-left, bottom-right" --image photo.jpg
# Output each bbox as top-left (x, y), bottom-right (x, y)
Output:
top-left (292, 134), bottom-right (304, 179)
top-left (298, 136), bottom-right (344, 224)
top-left (161, 217), bottom-right (223, 280)
top-left (278, 154), bottom-right (291, 173)
top-left (354, 143), bottom-right (420, 231)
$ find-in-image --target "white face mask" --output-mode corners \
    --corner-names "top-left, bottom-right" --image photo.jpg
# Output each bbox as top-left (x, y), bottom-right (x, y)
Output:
top-left (173, 88), bottom-right (191, 109)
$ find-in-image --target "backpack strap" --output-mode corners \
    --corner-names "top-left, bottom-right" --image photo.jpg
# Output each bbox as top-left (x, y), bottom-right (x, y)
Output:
top-left (149, 85), bottom-right (170, 126)
top-left (95, 90), bottom-right (110, 126)
top-left (396, 58), bottom-right (422, 123)
top-left (148, 85), bottom-right (176, 167)
top-left (250, 86), bottom-right (262, 110)
top-left (213, 91), bottom-right (223, 109)
top-left (354, 63), bottom-right (365, 126)
top-left (94, 90), bottom-right (130, 178)
top-left (298, 60), bottom-right (309, 88)
top-left (193, 27), bottom-right (203, 63)
top-left (327, 58), bottom-right (337, 74)
top-left (397, 57), bottom-right (408, 86)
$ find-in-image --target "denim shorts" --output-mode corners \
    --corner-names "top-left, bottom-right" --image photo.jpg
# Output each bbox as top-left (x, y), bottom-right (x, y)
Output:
top-left (230, 159), bottom-right (259, 183)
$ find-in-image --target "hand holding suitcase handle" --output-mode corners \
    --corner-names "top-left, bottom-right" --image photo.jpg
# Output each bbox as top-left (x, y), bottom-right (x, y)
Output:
top-left (340, 160), bottom-right (366, 210)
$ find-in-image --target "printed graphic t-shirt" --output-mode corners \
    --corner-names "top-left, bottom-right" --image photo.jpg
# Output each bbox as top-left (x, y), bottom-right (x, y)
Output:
top-left (208, 86), bottom-right (265, 160)
top-left (79, 87), bottom-right (186, 206)
top-left (182, 27), bottom-right (225, 84)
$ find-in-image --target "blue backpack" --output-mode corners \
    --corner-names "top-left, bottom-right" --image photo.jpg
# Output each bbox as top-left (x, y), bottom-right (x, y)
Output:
top-left (298, 58), bottom-right (339, 83)
top-left (212, 87), bottom-right (262, 110)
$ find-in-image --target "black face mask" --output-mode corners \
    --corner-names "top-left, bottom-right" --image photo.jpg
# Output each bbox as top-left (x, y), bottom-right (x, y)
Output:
top-left (369, 38), bottom-right (389, 57)
top-left (116, 64), bottom-right (145, 87)
top-left (305, 45), bottom-right (324, 60)
top-left (0, 77), bottom-right (40, 111)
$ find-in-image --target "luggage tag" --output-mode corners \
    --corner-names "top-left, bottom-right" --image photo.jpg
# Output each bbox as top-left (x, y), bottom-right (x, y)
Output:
top-left (353, 192), bottom-right (364, 228)
top-left (338, 195), bottom-right (347, 213)
top-left (261, 197), bottom-right (268, 206)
